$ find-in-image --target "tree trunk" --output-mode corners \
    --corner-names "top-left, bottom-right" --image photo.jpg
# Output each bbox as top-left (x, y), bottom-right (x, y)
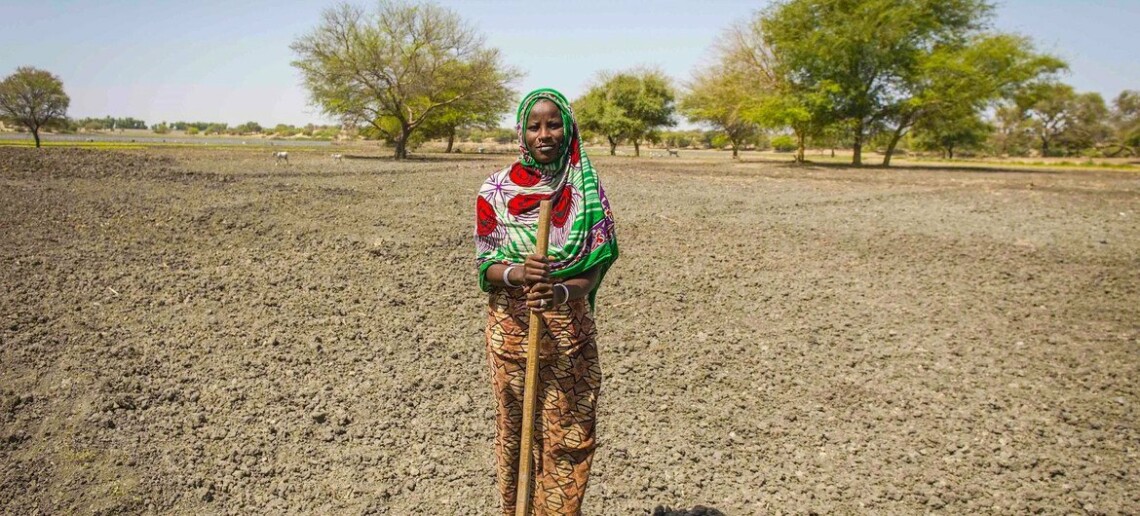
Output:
top-left (633, 140), bottom-right (640, 157)
top-left (395, 126), bottom-right (412, 159)
top-left (796, 131), bottom-right (806, 163)
top-left (852, 119), bottom-right (865, 166)
top-left (948, 145), bottom-right (955, 160)
top-left (731, 141), bottom-right (739, 159)
top-left (32, 128), bottom-right (41, 148)
top-left (446, 128), bottom-right (455, 153)
top-left (607, 136), bottom-right (617, 156)
top-left (882, 125), bottom-right (907, 167)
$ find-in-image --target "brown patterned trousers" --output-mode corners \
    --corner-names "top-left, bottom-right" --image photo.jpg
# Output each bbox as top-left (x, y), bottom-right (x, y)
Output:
top-left (485, 288), bottom-right (601, 515)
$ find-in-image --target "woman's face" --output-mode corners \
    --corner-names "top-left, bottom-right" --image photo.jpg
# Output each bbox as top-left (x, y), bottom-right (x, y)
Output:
top-left (525, 99), bottom-right (565, 164)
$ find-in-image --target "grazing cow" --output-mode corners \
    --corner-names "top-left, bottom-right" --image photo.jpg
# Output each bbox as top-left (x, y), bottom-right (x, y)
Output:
top-left (274, 151), bottom-right (289, 165)
top-left (666, 148), bottom-right (680, 157)
top-left (331, 153), bottom-right (344, 162)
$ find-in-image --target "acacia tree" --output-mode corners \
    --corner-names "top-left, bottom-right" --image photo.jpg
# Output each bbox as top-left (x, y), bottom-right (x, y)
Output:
top-left (1057, 93), bottom-right (1112, 154)
top-left (0, 67), bottom-right (70, 148)
top-left (680, 68), bottom-right (760, 159)
top-left (291, 1), bottom-right (520, 159)
top-left (761, 0), bottom-right (1014, 165)
top-left (911, 111), bottom-right (991, 159)
top-left (1107, 90), bottom-right (1140, 156)
top-left (572, 86), bottom-right (633, 155)
top-left (877, 34), bottom-right (1064, 165)
top-left (418, 84), bottom-right (512, 153)
top-left (574, 69), bottom-right (675, 157)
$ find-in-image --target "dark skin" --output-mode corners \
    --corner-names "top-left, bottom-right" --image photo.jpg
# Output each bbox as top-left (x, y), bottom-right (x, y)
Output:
top-left (483, 99), bottom-right (601, 312)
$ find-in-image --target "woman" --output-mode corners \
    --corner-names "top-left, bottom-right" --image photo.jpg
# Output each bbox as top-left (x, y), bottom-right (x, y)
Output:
top-left (475, 88), bottom-right (618, 515)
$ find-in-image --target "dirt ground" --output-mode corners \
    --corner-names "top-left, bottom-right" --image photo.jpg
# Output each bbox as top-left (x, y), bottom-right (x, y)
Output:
top-left (1, 147), bottom-right (1137, 515)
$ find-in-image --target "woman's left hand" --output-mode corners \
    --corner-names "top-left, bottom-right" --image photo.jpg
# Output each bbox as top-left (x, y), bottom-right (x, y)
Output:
top-left (525, 281), bottom-right (554, 313)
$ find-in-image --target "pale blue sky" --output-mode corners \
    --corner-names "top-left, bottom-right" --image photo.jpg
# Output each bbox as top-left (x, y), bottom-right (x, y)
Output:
top-left (1, 0), bottom-right (1136, 127)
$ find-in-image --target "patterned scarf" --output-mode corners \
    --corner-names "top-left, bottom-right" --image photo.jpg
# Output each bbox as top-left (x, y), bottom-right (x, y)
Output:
top-left (475, 88), bottom-right (619, 308)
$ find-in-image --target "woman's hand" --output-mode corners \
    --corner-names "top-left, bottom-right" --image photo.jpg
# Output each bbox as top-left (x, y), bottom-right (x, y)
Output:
top-left (524, 254), bottom-right (553, 312)
top-left (523, 254), bottom-right (550, 286)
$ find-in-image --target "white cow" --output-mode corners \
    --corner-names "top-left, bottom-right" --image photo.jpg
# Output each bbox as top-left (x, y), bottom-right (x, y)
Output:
top-left (331, 153), bottom-right (344, 162)
top-left (274, 151), bottom-right (289, 165)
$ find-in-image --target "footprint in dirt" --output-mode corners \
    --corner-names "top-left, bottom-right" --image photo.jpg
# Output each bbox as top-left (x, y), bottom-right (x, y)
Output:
top-left (652, 505), bottom-right (725, 516)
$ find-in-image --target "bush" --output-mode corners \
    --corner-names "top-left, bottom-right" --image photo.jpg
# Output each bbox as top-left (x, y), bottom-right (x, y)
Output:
top-left (771, 134), bottom-right (797, 152)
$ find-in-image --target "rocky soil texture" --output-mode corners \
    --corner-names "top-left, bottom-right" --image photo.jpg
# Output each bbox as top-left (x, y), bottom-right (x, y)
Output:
top-left (1, 147), bottom-right (1137, 515)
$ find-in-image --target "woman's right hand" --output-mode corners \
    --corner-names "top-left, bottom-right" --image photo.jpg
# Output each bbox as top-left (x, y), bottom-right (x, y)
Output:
top-left (523, 254), bottom-right (551, 287)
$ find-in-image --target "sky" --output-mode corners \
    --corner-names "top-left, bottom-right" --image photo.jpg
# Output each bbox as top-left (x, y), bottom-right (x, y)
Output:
top-left (1, 0), bottom-right (1137, 128)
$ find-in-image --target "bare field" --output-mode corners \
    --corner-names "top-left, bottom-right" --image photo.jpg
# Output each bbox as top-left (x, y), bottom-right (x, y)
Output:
top-left (1, 147), bottom-right (1137, 515)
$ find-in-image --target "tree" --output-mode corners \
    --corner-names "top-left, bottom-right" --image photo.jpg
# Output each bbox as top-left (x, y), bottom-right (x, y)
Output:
top-left (234, 121), bottom-right (263, 135)
top-left (0, 66), bottom-right (70, 148)
top-left (911, 111), bottom-right (991, 159)
top-left (876, 33), bottom-right (1064, 165)
top-left (1019, 82), bottom-right (1072, 156)
top-left (707, 16), bottom-right (837, 163)
top-left (1056, 92), bottom-right (1111, 155)
top-left (572, 86), bottom-right (633, 155)
top-left (574, 69), bottom-right (676, 157)
top-left (1107, 90), bottom-right (1140, 155)
top-left (418, 82), bottom-right (513, 153)
top-left (291, 1), bottom-right (520, 159)
top-left (681, 67), bottom-right (760, 159)
top-left (760, 0), bottom-right (1043, 166)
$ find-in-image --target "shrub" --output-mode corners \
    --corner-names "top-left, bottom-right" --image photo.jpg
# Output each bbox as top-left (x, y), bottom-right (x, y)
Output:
top-left (771, 134), bottom-right (797, 152)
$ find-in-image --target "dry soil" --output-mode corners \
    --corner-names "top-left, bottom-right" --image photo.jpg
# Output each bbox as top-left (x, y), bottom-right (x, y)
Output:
top-left (1, 147), bottom-right (1137, 515)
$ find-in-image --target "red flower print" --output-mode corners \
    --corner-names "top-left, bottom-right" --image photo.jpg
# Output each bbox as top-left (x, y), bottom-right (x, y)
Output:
top-left (508, 162), bottom-right (541, 187)
top-left (507, 193), bottom-right (548, 217)
top-left (476, 195), bottom-right (497, 236)
top-left (551, 185), bottom-right (573, 227)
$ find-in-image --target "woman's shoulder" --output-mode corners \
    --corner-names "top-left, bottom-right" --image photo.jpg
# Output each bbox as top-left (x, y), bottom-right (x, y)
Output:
top-left (480, 162), bottom-right (518, 188)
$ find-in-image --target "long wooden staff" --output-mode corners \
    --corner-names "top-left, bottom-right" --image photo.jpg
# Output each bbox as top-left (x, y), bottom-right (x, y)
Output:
top-left (515, 199), bottom-right (552, 516)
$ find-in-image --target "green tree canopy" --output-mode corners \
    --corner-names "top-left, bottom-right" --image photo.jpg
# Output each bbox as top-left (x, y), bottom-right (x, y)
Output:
top-left (1109, 90), bottom-right (1140, 154)
top-left (0, 66), bottom-right (70, 148)
top-left (680, 69), bottom-right (761, 159)
top-left (291, 1), bottom-right (520, 159)
top-left (573, 68), bottom-right (676, 157)
top-left (681, 26), bottom-right (765, 159)
top-left (911, 111), bottom-right (991, 159)
top-left (759, 0), bottom-right (1061, 165)
top-left (418, 80), bottom-right (513, 153)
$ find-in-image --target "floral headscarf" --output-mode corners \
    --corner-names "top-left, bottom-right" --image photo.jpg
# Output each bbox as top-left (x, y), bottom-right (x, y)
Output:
top-left (475, 88), bottom-right (618, 308)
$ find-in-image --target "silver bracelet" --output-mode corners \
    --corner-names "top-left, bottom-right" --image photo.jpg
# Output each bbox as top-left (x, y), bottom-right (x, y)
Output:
top-left (555, 283), bottom-right (570, 305)
top-left (502, 266), bottom-right (519, 288)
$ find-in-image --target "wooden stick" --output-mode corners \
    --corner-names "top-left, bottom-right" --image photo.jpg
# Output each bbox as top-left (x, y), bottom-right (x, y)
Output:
top-left (515, 199), bottom-right (552, 516)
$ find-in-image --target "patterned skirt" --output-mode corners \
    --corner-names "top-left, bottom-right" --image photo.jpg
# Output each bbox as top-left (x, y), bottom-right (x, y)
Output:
top-left (485, 286), bottom-right (602, 516)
